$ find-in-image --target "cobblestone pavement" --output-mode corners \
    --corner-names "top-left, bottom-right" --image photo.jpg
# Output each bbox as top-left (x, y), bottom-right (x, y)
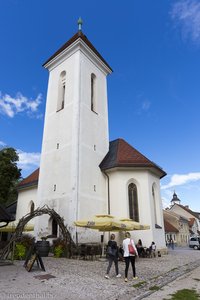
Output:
top-left (0, 247), bottom-right (200, 300)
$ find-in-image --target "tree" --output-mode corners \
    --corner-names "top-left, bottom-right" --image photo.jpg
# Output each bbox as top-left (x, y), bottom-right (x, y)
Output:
top-left (0, 147), bottom-right (21, 205)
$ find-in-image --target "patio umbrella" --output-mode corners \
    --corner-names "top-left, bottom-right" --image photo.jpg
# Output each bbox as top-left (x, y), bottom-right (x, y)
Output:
top-left (74, 215), bottom-right (150, 255)
top-left (75, 214), bottom-right (116, 256)
top-left (117, 219), bottom-right (150, 231)
top-left (74, 214), bottom-right (116, 229)
top-left (0, 221), bottom-right (34, 233)
top-left (74, 215), bottom-right (150, 232)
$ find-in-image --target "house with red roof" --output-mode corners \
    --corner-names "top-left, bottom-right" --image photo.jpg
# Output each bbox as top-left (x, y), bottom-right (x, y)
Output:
top-left (163, 209), bottom-right (189, 246)
top-left (16, 20), bottom-right (167, 250)
top-left (169, 193), bottom-right (200, 236)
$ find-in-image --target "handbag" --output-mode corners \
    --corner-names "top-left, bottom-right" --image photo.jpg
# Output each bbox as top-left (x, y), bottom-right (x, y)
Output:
top-left (128, 240), bottom-right (135, 255)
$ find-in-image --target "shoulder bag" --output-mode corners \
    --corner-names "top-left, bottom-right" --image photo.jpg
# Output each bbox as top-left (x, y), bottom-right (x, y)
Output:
top-left (128, 239), bottom-right (136, 255)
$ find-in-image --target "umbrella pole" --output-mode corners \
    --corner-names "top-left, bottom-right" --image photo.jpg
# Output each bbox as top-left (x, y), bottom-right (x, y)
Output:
top-left (101, 232), bottom-right (105, 257)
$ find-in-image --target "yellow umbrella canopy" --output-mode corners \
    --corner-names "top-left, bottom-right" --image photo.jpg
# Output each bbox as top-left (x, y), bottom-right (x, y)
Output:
top-left (118, 219), bottom-right (150, 231)
top-left (74, 214), bottom-right (116, 231)
top-left (74, 215), bottom-right (150, 232)
top-left (0, 221), bottom-right (34, 233)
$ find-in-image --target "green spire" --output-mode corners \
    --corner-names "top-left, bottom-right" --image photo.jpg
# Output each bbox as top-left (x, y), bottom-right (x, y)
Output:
top-left (78, 17), bottom-right (83, 31)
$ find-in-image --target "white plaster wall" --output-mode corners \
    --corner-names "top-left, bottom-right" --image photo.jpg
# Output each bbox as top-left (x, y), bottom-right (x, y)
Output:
top-left (78, 51), bottom-right (109, 216)
top-left (36, 41), bottom-right (110, 242)
top-left (16, 187), bottom-right (37, 224)
top-left (107, 168), bottom-right (166, 249)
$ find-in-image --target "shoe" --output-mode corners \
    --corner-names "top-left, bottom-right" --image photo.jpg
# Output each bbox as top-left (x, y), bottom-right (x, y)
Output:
top-left (104, 274), bottom-right (109, 279)
top-left (124, 278), bottom-right (128, 282)
top-left (133, 276), bottom-right (138, 280)
top-left (116, 274), bottom-right (121, 278)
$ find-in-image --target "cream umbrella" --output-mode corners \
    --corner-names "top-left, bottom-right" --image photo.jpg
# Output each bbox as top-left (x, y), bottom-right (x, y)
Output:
top-left (74, 215), bottom-right (150, 255)
top-left (74, 214), bottom-right (115, 231)
top-left (74, 214), bottom-right (116, 256)
top-left (117, 219), bottom-right (150, 231)
top-left (0, 221), bottom-right (34, 233)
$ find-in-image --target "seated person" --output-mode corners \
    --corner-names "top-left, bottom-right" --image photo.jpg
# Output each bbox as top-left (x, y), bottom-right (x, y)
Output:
top-left (136, 239), bottom-right (145, 257)
top-left (150, 241), bottom-right (156, 257)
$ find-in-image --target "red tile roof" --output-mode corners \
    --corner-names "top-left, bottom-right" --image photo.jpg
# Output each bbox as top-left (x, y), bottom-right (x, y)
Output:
top-left (189, 218), bottom-right (195, 226)
top-left (19, 139), bottom-right (166, 189)
top-left (176, 204), bottom-right (200, 219)
top-left (43, 30), bottom-right (112, 72)
top-left (100, 139), bottom-right (166, 178)
top-left (164, 219), bottom-right (179, 233)
top-left (18, 168), bottom-right (39, 190)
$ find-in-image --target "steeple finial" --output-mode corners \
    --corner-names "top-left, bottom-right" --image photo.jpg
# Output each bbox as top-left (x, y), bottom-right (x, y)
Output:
top-left (78, 17), bottom-right (83, 31)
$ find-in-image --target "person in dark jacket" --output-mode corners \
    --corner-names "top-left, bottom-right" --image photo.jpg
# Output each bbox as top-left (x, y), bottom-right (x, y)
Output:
top-left (105, 233), bottom-right (121, 279)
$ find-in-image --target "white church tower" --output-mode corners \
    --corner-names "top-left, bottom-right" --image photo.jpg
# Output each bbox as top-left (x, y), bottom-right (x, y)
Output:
top-left (35, 19), bottom-right (112, 241)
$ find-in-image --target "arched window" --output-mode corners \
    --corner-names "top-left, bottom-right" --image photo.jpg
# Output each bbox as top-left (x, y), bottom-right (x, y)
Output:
top-left (30, 201), bottom-right (34, 214)
top-left (52, 219), bottom-right (58, 237)
top-left (128, 183), bottom-right (139, 222)
top-left (91, 73), bottom-right (97, 112)
top-left (57, 71), bottom-right (66, 111)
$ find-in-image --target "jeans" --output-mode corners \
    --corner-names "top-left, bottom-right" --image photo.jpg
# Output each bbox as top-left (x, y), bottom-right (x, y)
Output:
top-left (106, 256), bottom-right (119, 275)
top-left (124, 256), bottom-right (136, 277)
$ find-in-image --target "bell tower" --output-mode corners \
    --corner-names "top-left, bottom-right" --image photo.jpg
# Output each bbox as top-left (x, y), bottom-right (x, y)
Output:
top-left (35, 20), bottom-right (112, 240)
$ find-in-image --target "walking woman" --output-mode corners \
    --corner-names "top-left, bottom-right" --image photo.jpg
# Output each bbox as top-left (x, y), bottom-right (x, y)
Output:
top-left (105, 233), bottom-right (121, 279)
top-left (123, 232), bottom-right (138, 282)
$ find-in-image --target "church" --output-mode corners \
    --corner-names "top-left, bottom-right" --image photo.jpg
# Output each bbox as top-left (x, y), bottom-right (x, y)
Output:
top-left (16, 20), bottom-right (167, 250)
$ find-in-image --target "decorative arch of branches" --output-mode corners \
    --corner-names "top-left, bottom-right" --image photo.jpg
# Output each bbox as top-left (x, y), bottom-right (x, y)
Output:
top-left (0, 205), bottom-right (76, 260)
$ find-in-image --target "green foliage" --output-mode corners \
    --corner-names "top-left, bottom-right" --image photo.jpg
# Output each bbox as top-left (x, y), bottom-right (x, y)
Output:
top-left (133, 280), bottom-right (147, 288)
top-left (54, 245), bottom-right (64, 258)
top-left (0, 147), bottom-right (21, 205)
top-left (16, 234), bottom-right (35, 248)
top-left (149, 285), bottom-right (160, 291)
top-left (14, 234), bottom-right (35, 260)
top-left (52, 238), bottom-right (67, 258)
top-left (168, 289), bottom-right (200, 300)
top-left (14, 243), bottom-right (26, 260)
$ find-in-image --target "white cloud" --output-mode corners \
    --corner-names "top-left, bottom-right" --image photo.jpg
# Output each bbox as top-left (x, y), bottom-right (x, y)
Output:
top-left (171, 0), bottom-right (200, 44)
top-left (0, 91), bottom-right (42, 118)
top-left (0, 141), bottom-right (6, 147)
top-left (161, 172), bottom-right (200, 189)
top-left (17, 150), bottom-right (40, 170)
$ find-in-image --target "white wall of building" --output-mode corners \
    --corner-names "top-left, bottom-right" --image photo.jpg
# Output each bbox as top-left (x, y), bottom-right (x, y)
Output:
top-left (16, 186), bottom-right (37, 228)
top-left (35, 38), bottom-right (111, 241)
top-left (107, 168), bottom-right (166, 249)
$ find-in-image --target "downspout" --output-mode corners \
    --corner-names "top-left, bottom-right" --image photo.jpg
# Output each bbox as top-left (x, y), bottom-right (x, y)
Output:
top-left (103, 171), bottom-right (110, 215)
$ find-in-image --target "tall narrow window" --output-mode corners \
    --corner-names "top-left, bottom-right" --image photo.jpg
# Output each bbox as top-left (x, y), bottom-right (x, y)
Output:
top-left (128, 183), bottom-right (139, 222)
top-left (52, 219), bottom-right (58, 237)
top-left (57, 71), bottom-right (66, 111)
top-left (91, 73), bottom-right (97, 112)
top-left (30, 201), bottom-right (35, 214)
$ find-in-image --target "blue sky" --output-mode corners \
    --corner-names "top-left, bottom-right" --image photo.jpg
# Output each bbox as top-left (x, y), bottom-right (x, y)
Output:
top-left (0, 0), bottom-right (200, 211)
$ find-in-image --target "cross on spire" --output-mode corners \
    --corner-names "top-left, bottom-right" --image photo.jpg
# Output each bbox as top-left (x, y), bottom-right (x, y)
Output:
top-left (78, 17), bottom-right (83, 31)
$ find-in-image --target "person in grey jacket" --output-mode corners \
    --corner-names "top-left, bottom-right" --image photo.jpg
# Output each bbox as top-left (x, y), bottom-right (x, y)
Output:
top-left (104, 233), bottom-right (121, 279)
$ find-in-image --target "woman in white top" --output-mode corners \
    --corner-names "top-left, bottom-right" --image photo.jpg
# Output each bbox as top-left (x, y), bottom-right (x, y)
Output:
top-left (122, 232), bottom-right (138, 282)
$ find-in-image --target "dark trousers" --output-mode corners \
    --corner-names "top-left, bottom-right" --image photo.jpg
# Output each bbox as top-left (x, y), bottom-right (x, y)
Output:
top-left (106, 256), bottom-right (119, 275)
top-left (124, 256), bottom-right (136, 277)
